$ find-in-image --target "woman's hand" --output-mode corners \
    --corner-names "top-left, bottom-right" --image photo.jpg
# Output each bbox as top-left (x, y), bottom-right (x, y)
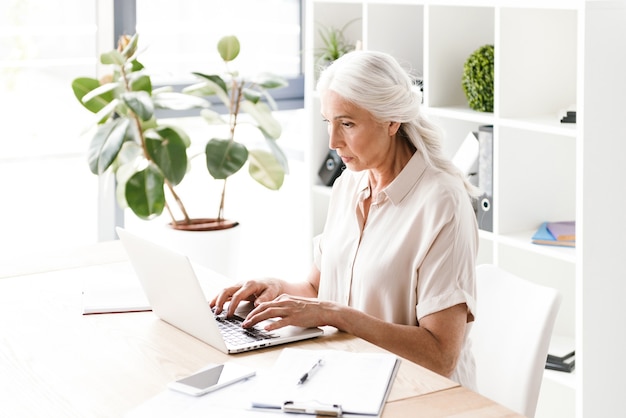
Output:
top-left (211, 266), bottom-right (322, 318)
top-left (209, 279), bottom-right (284, 317)
top-left (242, 294), bottom-right (335, 331)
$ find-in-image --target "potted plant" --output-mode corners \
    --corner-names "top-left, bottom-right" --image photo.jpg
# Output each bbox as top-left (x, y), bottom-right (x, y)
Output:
top-left (182, 35), bottom-right (289, 230)
top-left (314, 18), bottom-right (361, 69)
top-left (71, 34), bottom-right (289, 234)
top-left (461, 44), bottom-right (495, 113)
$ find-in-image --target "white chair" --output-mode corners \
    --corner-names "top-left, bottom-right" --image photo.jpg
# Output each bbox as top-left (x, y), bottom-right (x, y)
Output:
top-left (471, 264), bottom-right (561, 418)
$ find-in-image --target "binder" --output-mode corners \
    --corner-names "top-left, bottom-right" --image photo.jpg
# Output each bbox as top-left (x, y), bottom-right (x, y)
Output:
top-left (477, 125), bottom-right (493, 197)
top-left (452, 131), bottom-right (479, 187)
top-left (250, 348), bottom-right (400, 416)
top-left (476, 125), bottom-right (493, 232)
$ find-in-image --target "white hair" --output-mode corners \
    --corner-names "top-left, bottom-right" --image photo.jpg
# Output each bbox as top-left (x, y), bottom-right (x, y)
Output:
top-left (316, 50), bottom-right (479, 198)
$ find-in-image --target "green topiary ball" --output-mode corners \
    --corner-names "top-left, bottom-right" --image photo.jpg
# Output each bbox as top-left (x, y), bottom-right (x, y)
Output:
top-left (462, 44), bottom-right (494, 112)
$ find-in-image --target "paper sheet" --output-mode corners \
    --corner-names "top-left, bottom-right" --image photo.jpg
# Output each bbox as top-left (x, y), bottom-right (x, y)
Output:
top-left (251, 348), bottom-right (400, 416)
top-left (126, 348), bottom-right (400, 417)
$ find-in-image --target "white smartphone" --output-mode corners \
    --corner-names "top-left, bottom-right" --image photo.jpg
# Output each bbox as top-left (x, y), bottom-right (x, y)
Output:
top-left (168, 362), bottom-right (255, 396)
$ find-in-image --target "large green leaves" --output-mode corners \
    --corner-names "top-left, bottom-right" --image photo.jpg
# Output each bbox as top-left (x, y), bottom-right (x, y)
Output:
top-left (252, 72), bottom-right (289, 90)
top-left (122, 91), bottom-right (154, 121)
top-left (88, 118), bottom-right (130, 174)
top-left (71, 77), bottom-right (115, 114)
top-left (217, 35), bottom-right (240, 62)
top-left (265, 136), bottom-right (289, 174)
top-left (71, 33), bottom-right (291, 225)
top-left (248, 149), bottom-right (285, 190)
top-left (204, 139), bottom-right (285, 190)
top-left (240, 100), bottom-right (282, 139)
top-left (184, 73), bottom-right (230, 106)
top-left (125, 165), bottom-right (166, 219)
top-left (205, 139), bottom-right (248, 179)
top-left (128, 73), bottom-right (152, 93)
top-left (101, 49), bottom-right (125, 66)
top-left (144, 126), bottom-right (189, 185)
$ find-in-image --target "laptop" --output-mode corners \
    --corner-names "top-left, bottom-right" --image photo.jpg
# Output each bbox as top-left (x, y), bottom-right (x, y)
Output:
top-left (116, 227), bottom-right (323, 354)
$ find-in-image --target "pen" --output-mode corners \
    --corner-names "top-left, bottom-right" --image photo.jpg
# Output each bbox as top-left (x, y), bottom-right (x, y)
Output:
top-left (297, 358), bottom-right (323, 385)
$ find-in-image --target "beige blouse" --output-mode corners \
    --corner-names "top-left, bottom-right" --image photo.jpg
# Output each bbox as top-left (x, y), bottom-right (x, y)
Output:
top-left (314, 151), bottom-right (478, 390)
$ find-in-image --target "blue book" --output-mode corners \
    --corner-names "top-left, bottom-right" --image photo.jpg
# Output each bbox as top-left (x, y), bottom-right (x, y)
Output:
top-left (532, 222), bottom-right (575, 248)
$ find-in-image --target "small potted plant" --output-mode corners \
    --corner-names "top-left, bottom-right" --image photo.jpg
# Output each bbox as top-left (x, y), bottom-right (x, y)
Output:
top-left (461, 44), bottom-right (494, 113)
top-left (314, 18), bottom-right (360, 70)
top-left (71, 34), bottom-right (289, 233)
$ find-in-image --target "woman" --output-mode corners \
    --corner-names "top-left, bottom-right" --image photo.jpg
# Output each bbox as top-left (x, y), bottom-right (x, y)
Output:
top-left (211, 50), bottom-right (480, 389)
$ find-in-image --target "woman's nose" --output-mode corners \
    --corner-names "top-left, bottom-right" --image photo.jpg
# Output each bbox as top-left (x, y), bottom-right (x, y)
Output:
top-left (328, 126), bottom-right (340, 150)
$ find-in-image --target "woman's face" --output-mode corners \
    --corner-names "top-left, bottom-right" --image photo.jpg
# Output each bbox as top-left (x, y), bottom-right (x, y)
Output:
top-left (320, 90), bottom-right (396, 173)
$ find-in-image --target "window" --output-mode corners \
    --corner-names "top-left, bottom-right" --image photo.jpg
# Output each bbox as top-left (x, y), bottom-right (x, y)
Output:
top-left (135, 0), bottom-right (303, 109)
top-left (0, 0), bottom-right (304, 266)
top-left (136, 0), bottom-right (302, 81)
top-left (0, 0), bottom-right (100, 262)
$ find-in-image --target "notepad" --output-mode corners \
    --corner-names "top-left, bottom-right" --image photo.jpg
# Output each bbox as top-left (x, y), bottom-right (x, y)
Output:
top-left (81, 261), bottom-right (151, 314)
top-left (250, 348), bottom-right (400, 416)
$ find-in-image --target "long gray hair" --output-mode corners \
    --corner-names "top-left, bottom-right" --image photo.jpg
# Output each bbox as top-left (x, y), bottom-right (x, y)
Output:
top-left (316, 50), bottom-right (479, 198)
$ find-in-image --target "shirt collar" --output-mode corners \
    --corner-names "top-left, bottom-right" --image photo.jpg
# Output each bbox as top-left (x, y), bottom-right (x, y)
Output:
top-left (356, 151), bottom-right (427, 206)
top-left (386, 151), bottom-right (427, 205)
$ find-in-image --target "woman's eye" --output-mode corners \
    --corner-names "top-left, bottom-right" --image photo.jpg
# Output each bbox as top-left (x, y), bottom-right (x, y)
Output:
top-left (321, 118), bottom-right (352, 128)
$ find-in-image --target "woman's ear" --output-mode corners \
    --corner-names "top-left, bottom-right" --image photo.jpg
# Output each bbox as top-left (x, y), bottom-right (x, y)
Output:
top-left (388, 121), bottom-right (401, 136)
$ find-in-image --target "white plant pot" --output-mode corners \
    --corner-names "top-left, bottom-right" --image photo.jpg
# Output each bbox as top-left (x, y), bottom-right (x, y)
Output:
top-left (125, 219), bottom-right (242, 279)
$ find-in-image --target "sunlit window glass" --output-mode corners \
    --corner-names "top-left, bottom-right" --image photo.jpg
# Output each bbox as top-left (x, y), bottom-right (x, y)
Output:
top-left (135, 0), bottom-right (301, 85)
top-left (0, 0), bottom-right (99, 260)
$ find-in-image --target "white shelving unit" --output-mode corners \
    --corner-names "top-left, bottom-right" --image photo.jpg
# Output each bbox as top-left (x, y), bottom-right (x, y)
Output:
top-left (304, 1), bottom-right (626, 417)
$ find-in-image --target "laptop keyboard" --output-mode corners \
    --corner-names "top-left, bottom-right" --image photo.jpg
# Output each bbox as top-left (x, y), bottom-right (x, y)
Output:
top-left (213, 310), bottom-right (278, 346)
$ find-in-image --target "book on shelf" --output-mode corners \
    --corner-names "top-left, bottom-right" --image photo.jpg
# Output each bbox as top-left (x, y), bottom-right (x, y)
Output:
top-left (532, 221), bottom-right (575, 248)
top-left (546, 220), bottom-right (575, 241)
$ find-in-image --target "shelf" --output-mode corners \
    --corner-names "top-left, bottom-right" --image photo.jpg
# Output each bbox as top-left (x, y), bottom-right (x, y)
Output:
top-left (544, 369), bottom-right (576, 390)
top-left (425, 106), bottom-right (495, 125)
top-left (426, 107), bottom-right (577, 138)
top-left (307, 1), bottom-right (579, 267)
top-left (497, 230), bottom-right (576, 264)
top-left (305, 1), bottom-right (626, 416)
top-left (544, 333), bottom-right (576, 390)
top-left (306, 4), bottom-right (579, 274)
top-left (498, 116), bottom-right (577, 137)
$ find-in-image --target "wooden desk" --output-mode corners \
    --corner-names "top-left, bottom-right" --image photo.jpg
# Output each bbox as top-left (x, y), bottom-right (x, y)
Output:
top-left (0, 241), bottom-right (521, 417)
